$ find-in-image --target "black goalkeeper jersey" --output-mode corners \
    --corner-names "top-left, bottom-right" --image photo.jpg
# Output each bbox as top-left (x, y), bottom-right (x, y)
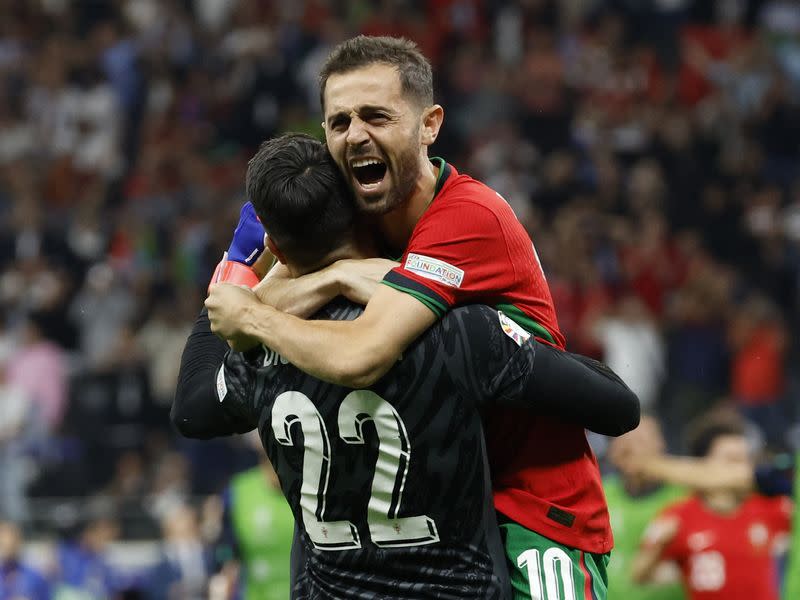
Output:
top-left (213, 299), bottom-right (539, 599)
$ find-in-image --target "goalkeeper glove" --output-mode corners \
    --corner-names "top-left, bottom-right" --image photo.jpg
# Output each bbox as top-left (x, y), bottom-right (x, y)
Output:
top-left (209, 201), bottom-right (266, 291)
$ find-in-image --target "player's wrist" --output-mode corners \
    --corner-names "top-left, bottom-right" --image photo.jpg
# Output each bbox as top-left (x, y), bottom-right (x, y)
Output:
top-left (243, 301), bottom-right (281, 346)
top-left (327, 260), bottom-right (352, 298)
top-left (208, 256), bottom-right (260, 293)
top-left (220, 261), bottom-right (261, 288)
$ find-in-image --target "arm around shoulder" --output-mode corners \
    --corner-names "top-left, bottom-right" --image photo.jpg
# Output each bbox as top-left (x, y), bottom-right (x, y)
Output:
top-left (240, 283), bottom-right (437, 388)
top-left (512, 344), bottom-right (640, 436)
top-left (253, 262), bottom-right (341, 318)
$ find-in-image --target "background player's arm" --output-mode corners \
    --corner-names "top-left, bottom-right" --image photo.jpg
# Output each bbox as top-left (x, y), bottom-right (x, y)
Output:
top-left (253, 258), bottom-right (397, 318)
top-left (205, 282), bottom-right (436, 387)
top-left (631, 516), bottom-right (681, 584)
top-left (629, 453), bottom-right (795, 496)
top-left (171, 309), bottom-right (257, 438)
top-left (628, 454), bottom-right (755, 494)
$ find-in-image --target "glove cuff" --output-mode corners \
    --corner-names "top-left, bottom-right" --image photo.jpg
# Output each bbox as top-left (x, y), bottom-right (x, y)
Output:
top-left (208, 260), bottom-right (260, 292)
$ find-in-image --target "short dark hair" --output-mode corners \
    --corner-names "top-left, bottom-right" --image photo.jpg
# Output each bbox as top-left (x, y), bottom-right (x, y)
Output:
top-left (319, 36), bottom-right (433, 109)
top-left (686, 416), bottom-right (746, 458)
top-left (246, 133), bottom-right (356, 269)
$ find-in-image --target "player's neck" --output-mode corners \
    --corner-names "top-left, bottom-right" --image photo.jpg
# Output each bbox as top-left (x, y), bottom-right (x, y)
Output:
top-left (701, 491), bottom-right (745, 515)
top-left (378, 157), bottom-right (439, 253)
top-left (290, 240), bottom-right (375, 277)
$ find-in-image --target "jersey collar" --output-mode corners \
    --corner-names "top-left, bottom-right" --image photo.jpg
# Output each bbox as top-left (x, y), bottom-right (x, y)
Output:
top-left (430, 157), bottom-right (452, 200)
top-left (382, 158), bottom-right (452, 261)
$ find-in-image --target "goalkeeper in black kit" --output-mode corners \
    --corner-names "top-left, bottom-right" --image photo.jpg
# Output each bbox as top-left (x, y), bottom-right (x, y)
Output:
top-left (172, 133), bottom-right (640, 599)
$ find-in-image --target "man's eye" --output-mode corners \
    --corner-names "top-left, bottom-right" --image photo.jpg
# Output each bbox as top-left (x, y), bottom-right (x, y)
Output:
top-left (369, 114), bottom-right (389, 123)
top-left (330, 119), bottom-right (348, 131)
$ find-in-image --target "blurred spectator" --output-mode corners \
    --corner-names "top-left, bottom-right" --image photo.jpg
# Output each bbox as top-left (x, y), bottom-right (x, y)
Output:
top-left (211, 448), bottom-right (294, 600)
top-left (136, 291), bottom-right (197, 408)
top-left (0, 335), bottom-right (32, 524)
top-left (660, 258), bottom-right (732, 450)
top-left (6, 313), bottom-right (67, 435)
top-left (147, 452), bottom-right (192, 524)
top-left (54, 515), bottom-right (122, 599)
top-left (68, 263), bottom-right (137, 371)
top-left (0, 521), bottom-right (50, 600)
top-left (592, 293), bottom-right (666, 413)
top-left (729, 294), bottom-right (788, 448)
top-left (147, 503), bottom-right (211, 600)
top-left (604, 416), bottom-right (686, 600)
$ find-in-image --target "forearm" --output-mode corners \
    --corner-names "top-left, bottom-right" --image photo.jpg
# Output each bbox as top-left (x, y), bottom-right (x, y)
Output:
top-left (239, 303), bottom-right (398, 387)
top-left (172, 310), bottom-right (251, 438)
top-left (518, 345), bottom-right (640, 436)
top-left (336, 259), bottom-right (399, 305)
top-left (253, 263), bottom-right (340, 318)
top-left (631, 548), bottom-right (668, 584)
top-left (641, 456), bottom-right (754, 493)
top-left (340, 273), bottom-right (383, 306)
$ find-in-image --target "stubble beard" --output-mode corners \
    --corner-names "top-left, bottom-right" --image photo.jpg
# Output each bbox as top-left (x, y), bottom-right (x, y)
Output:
top-left (355, 133), bottom-right (422, 216)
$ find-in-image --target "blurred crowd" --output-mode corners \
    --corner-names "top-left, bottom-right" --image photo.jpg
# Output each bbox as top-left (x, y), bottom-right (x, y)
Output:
top-left (0, 0), bottom-right (798, 596)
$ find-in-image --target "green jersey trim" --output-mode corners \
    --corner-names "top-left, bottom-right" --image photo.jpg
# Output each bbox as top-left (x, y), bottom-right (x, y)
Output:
top-left (381, 280), bottom-right (448, 317)
top-left (495, 303), bottom-right (556, 345)
top-left (430, 157), bottom-right (449, 197)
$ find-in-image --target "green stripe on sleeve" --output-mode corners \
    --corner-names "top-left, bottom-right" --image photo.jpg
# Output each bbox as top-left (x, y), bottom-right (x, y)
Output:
top-left (381, 280), bottom-right (447, 318)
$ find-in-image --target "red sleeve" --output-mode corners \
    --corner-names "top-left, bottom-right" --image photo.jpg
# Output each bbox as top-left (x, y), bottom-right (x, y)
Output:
top-left (382, 199), bottom-right (521, 317)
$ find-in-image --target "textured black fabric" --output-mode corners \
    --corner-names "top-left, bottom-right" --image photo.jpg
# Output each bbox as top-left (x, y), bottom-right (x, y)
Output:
top-left (171, 309), bottom-right (255, 439)
top-left (524, 346), bottom-right (641, 437)
top-left (172, 301), bottom-right (639, 598)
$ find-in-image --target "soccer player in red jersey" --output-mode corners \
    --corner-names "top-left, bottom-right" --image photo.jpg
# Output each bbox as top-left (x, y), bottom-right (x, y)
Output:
top-left (206, 36), bottom-right (623, 598)
top-left (632, 417), bottom-right (792, 600)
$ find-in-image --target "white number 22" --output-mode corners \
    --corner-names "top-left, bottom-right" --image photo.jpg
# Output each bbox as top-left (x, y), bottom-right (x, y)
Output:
top-left (271, 390), bottom-right (440, 551)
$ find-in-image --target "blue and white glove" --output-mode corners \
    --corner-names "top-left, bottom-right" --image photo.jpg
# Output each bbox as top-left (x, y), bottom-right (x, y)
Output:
top-left (209, 201), bottom-right (267, 291)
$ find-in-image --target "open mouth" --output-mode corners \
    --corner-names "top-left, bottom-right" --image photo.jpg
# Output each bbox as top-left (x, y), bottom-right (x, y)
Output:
top-left (351, 158), bottom-right (387, 191)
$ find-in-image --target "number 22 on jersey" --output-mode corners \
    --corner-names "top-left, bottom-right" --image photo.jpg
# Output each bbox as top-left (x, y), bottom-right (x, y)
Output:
top-left (271, 390), bottom-right (440, 551)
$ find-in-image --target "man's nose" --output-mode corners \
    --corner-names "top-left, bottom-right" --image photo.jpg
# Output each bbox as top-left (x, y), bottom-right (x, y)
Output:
top-left (346, 117), bottom-right (369, 147)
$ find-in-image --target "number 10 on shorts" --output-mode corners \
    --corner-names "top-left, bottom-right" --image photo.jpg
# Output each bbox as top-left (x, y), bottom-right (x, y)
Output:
top-left (517, 548), bottom-right (576, 600)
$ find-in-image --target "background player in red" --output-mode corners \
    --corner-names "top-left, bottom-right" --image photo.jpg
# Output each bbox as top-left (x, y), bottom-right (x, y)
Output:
top-left (631, 416), bottom-right (792, 600)
top-left (206, 36), bottom-right (618, 598)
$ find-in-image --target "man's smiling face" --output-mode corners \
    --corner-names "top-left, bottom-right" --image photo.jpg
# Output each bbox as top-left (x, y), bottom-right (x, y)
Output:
top-left (323, 63), bottom-right (423, 215)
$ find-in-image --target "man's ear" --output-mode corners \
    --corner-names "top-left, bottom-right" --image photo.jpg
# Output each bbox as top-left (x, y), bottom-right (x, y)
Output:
top-left (420, 104), bottom-right (444, 147)
top-left (266, 237), bottom-right (287, 265)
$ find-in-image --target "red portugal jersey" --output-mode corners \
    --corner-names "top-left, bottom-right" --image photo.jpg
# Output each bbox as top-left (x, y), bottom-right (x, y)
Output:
top-left (647, 495), bottom-right (792, 600)
top-left (382, 159), bottom-right (612, 553)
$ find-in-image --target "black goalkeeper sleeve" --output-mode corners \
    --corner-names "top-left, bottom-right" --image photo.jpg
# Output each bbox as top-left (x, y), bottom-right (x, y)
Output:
top-left (524, 343), bottom-right (641, 437)
top-left (171, 309), bottom-right (254, 439)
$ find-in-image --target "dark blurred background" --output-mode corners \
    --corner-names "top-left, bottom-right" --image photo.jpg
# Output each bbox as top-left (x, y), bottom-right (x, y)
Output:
top-left (0, 0), bottom-right (798, 597)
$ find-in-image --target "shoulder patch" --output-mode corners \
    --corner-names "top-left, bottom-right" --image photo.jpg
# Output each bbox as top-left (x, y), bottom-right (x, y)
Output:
top-left (498, 311), bottom-right (531, 347)
top-left (405, 253), bottom-right (464, 288)
top-left (216, 365), bottom-right (228, 402)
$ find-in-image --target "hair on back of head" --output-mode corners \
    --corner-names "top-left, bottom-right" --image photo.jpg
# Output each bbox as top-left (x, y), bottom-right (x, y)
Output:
top-left (246, 133), bottom-right (355, 269)
top-left (685, 413), bottom-right (746, 458)
top-left (319, 35), bottom-right (433, 109)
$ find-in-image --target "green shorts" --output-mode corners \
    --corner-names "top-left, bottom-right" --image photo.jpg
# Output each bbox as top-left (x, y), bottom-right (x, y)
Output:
top-left (499, 515), bottom-right (610, 600)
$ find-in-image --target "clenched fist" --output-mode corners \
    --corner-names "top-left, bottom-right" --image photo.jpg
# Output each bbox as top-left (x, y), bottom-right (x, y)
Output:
top-left (205, 283), bottom-right (260, 351)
